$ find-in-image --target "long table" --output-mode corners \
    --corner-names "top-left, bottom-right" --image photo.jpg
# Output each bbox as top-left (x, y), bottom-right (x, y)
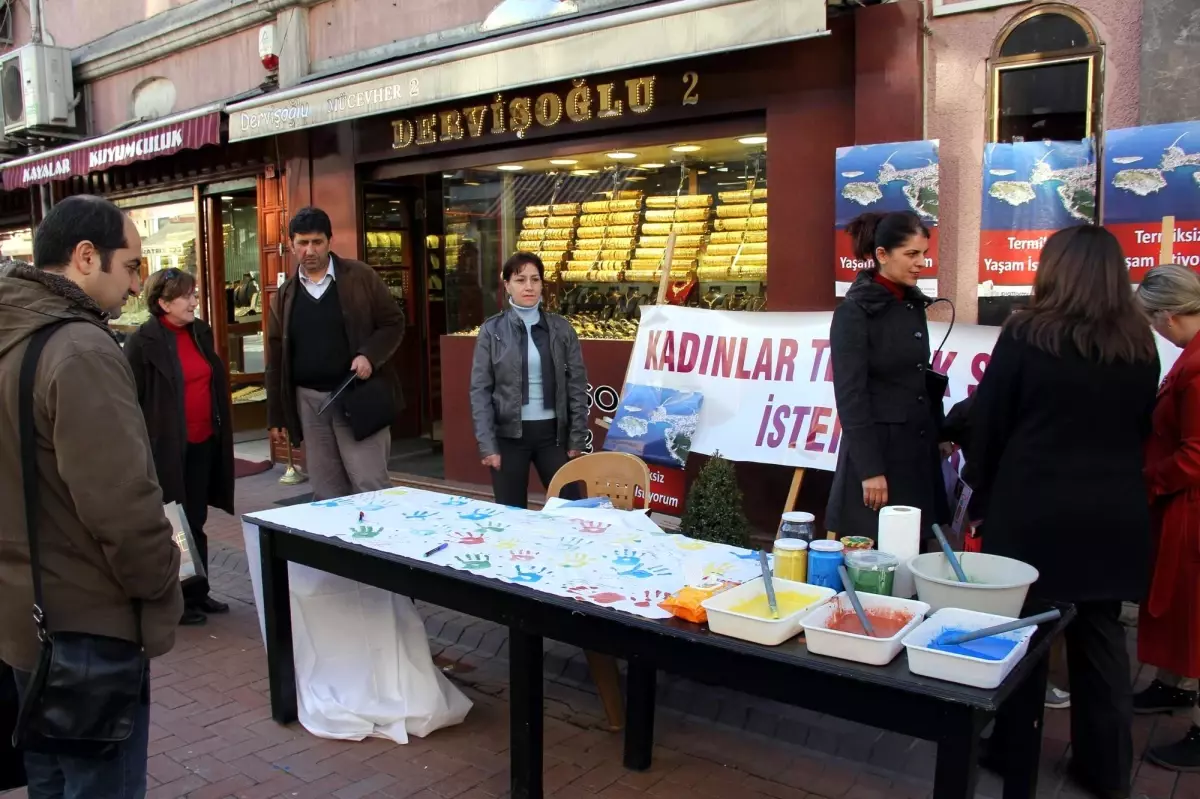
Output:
top-left (252, 519), bottom-right (1072, 799)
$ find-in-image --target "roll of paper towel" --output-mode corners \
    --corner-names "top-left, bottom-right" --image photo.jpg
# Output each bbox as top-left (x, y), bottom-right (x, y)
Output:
top-left (877, 506), bottom-right (922, 598)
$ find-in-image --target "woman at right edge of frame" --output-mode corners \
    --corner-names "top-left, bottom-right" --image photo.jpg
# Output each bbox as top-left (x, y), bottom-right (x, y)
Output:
top-left (1131, 264), bottom-right (1200, 772)
top-left (971, 225), bottom-right (1158, 799)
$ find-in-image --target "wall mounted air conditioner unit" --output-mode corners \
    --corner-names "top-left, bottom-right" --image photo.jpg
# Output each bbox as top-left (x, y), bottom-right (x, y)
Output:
top-left (0, 44), bottom-right (75, 136)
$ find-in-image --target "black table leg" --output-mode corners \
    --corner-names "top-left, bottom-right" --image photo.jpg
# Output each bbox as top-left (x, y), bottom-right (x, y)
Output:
top-left (260, 526), bottom-right (297, 724)
top-left (933, 711), bottom-right (982, 799)
top-left (624, 657), bottom-right (656, 771)
top-left (1002, 652), bottom-right (1051, 799)
top-left (509, 626), bottom-right (543, 799)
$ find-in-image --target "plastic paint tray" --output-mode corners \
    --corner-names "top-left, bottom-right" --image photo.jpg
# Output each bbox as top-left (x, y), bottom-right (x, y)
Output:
top-left (799, 593), bottom-right (929, 666)
top-left (902, 607), bottom-right (1036, 689)
top-left (702, 578), bottom-right (835, 646)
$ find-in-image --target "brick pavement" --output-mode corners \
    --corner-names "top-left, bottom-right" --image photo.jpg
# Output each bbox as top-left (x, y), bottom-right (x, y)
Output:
top-left (3, 469), bottom-right (1193, 799)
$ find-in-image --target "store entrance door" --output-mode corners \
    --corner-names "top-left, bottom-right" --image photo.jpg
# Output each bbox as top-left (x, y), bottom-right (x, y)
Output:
top-left (362, 179), bottom-right (444, 479)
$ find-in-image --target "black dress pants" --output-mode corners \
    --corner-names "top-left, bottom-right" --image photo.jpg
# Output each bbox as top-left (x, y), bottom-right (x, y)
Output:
top-left (993, 600), bottom-right (1132, 798)
top-left (181, 437), bottom-right (215, 606)
top-left (490, 420), bottom-right (571, 510)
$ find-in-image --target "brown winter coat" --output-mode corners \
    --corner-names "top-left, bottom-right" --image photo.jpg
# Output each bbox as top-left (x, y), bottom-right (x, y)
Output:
top-left (0, 264), bottom-right (183, 672)
top-left (266, 253), bottom-right (405, 445)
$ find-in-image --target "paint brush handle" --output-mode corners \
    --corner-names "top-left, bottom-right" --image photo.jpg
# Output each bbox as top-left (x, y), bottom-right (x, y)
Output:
top-left (838, 564), bottom-right (876, 638)
top-left (939, 609), bottom-right (1062, 646)
top-left (932, 523), bottom-right (969, 582)
top-left (758, 550), bottom-right (779, 619)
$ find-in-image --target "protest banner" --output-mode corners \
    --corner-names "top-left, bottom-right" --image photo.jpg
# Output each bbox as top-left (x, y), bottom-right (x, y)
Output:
top-left (1103, 121), bottom-right (1200, 282)
top-left (978, 139), bottom-right (1096, 297)
top-left (835, 140), bottom-right (939, 297)
top-left (623, 306), bottom-right (1180, 472)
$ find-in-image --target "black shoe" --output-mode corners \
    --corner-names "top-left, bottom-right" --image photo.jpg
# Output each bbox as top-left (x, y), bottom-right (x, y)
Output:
top-left (1133, 679), bottom-right (1197, 714)
top-left (1147, 726), bottom-right (1200, 772)
top-left (195, 596), bottom-right (229, 614)
top-left (180, 608), bottom-right (207, 626)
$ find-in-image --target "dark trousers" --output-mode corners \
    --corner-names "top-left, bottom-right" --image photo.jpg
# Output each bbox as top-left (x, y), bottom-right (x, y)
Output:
top-left (13, 667), bottom-right (151, 799)
top-left (995, 600), bottom-right (1132, 797)
top-left (490, 420), bottom-right (570, 510)
top-left (182, 437), bottom-right (215, 606)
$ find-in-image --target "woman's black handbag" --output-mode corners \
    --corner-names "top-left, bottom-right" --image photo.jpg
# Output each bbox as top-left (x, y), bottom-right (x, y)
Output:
top-left (11, 321), bottom-right (146, 758)
top-left (0, 663), bottom-right (25, 790)
top-left (341, 374), bottom-right (396, 441)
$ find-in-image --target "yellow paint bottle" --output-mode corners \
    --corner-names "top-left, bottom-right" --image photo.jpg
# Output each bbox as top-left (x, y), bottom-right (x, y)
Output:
top-left (772, 539), bottom-right (808, 583)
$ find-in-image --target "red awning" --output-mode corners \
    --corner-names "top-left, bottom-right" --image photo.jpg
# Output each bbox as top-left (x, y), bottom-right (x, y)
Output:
top-left (2, 106), bottom-right (222, 191)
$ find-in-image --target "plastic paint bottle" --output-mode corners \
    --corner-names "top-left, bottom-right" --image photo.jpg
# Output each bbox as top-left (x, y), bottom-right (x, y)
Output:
top-left (772, 539), bottom-right (808, 582)
top-left (807, 539), bottom-right (845, 590)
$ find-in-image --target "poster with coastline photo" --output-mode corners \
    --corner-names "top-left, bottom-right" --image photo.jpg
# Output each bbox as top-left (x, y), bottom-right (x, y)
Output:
top-left (834, 140), bottom-right (939, 297)
top-left (1102, 121), bottom-right (1200, 283)
top-left (977, 139), bottom-right (1097, 297)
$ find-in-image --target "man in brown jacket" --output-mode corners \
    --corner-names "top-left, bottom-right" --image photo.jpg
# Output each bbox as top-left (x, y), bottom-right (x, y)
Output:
top-left (267, 207), bottom-right (405, 501)
top-left (0, 195), bottom-right (182, 797)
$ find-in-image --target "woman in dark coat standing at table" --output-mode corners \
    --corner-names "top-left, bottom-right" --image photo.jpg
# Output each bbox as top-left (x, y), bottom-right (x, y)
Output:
top-left (125, 268), bottom-right (235, 626)
top-left (826, 211), bottom-right (949, 540)
top-left (1131, 264), bottom-right (1200, 771)
top-left (970, 225), bottom-right (1158, 799)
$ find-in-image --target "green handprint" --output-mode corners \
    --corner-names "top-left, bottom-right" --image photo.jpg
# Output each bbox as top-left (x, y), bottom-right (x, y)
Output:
top-left (476, 522), bottom-right (510, 534)
top-left (560, 552), bottom-right (595, 568)
top-left (456, 554), bottom-right (491, 570)
top-left (349, 524), bottom-right (383, 539)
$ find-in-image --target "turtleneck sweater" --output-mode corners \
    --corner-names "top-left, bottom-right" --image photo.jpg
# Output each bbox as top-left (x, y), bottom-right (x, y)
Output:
top-left (511, 300), bottom-right (556, 422)
top-left (161, 317), bottom-right (214, 443)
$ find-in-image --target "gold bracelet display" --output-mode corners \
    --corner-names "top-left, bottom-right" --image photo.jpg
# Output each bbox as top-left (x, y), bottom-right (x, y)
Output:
top-left (718, 188), bottom-right (768, 203)
top-left (573, 236), bottom-right (635, 250)
top-left (641, 222), bottom-right (709, 236)
top-left (623, 269), bottom-right (659, 282)
top-left (525, 205), bottom-right (550, 216)
top-left (547, 216), bottom-right (578, 229)
top-left (523, 216), bottom-right (549, 229)
top-left (638, 234), bottom-right (705, 248)
top-left (576, 225), bottom-right (638, 239)
top-left (706, 242), bottom-right (768, 256)
top-left (566, 260), bottom-right (628, 271)
top-left (697, 266), bottom-right (731, 280)
top-left (730, 265), bottom-right (768, 279)
top-left (581, 199), bottom-right (642, 213)
top-left (714, 217), bottom-right (767, 232)
top-left (550, 203), bottom-right (580, 215)
top-left (573, 249), bottom-right (635, 262)
top-left (644, 208), bottom-right (710, 223)
top-left (645, 194), bottom-right (713, 209)
top-left (702, 253), bottom-right (768, 266)
top-left (709, 230), bottom-right (767, 244)
top-left (635, 247), bottom-right (700, 260)
top-left (631, 258), bottom-right (697, 270)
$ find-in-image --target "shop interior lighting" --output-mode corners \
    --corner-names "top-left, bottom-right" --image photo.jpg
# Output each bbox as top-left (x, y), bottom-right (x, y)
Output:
top-left (671, 144), bottom-right (702, 153)
top-left (572, 169), bottom-right (599, 176)
top-left (549, 159), bottom-right (578, 165)
top-left (738, 136), bottom-right (768, 145)
top-left (442, 173), bottom-right (454, 178)
top-left (220, 195), bottom-right (234, 200)
top-left (638, 163), bottom-right (666, 169)
top-left (625, 176), bottom-right (646, 181)
top-left (496, 164), bottom-right (524, 171)
top-left (606, 151), bottom-right (637, 160)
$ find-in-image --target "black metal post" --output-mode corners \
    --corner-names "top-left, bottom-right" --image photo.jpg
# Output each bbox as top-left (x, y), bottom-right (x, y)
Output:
top-left (260, 526), bottom-right (298, 724)
top-left (509, 626), bottom-right (543, 799)
top-left (623, 657), bottom-right (657, 771)
top-left (1002, 650), bottom-right (1051, 799)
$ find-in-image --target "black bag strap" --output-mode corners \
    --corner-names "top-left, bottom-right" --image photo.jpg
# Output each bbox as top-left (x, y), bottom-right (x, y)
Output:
top-left (18, 320), bottom-right (143, 647)
top-left (926, 297), bottom-right (957, 363)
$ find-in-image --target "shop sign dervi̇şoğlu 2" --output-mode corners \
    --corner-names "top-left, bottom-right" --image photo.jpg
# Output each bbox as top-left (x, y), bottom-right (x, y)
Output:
top-left (389, 74), bottom-right (694, 149)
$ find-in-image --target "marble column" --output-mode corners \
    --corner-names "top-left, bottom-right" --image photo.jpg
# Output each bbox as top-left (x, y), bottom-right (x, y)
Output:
top-left (1140, 0), bottom-right (1200, 124)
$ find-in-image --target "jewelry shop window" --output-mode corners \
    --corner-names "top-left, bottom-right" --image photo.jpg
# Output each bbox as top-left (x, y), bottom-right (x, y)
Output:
top-left (989, 5), bottom-right (1101, 144)
top-left (446, 132), bottom-right (769, 341)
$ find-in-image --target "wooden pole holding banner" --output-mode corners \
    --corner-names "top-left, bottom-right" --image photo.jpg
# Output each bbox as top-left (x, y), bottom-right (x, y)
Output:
top-left (1161, 216), bottom-right (1176, 265)
top-left (655, 230), bottom-right (678, 304)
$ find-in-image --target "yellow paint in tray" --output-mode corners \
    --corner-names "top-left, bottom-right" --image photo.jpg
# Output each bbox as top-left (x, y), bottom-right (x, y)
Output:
top-left (729, 589), bottom-right (825, 619)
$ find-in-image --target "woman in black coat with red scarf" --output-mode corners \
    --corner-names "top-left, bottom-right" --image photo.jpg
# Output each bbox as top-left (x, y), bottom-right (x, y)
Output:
top-left (124, 268), bottom-right (235, 626)
top-left (826, 211), bottom-right (950, 540)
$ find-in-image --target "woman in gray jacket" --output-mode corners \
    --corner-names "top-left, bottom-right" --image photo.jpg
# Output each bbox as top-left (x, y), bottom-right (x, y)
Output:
top-left (470, 252), bottom-right (589, 508)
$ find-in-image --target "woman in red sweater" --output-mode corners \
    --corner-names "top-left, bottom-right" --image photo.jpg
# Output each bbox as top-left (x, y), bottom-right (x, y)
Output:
top-left (1133, 264), bottom-right (1200, 770)
top-left (125, 269), bottom-right (235, 626)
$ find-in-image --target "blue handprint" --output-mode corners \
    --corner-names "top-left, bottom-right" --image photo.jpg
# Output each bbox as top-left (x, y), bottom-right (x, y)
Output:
top-left (612, 549), bottom-right (642, 567)
top-left (404, 510), bottom-right (438, 521)
top-left (409, 528), bottom-right (440, 537)
top-left (512, 566), bottom-right (550, 584)
top-left (440, 496), bottom-right (470, 507)
top-left (459, 508), bottom-right (500, 521)
top-left (357, 500), bottom-right (395, 512)
top-left (559, 536), bottom-right (585, 551)
top-left (311, 498), bottom-right (351, 508)
top-left (734, 550), bottom-right (760, 560)
top-left (615, 564), bottom-right (671, 579)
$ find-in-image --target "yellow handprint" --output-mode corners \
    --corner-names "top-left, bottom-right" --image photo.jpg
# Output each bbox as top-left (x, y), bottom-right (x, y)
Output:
top-left (610, 533), bottom-right (642, 545)
top-left (702, 561), bottom-right (733, 577)
top-left (382, 487), bottom-right (409, 496)
top-left (560, 552), bottom-right (595, 568)
top-left (675, 539), bottom-right (708, 552)
top-left (496, 537), bottom-right (520, 550)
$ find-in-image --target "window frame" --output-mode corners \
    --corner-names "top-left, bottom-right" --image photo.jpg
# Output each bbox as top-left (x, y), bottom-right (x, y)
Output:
top-left (986, 3), bottom-right (1103, 144)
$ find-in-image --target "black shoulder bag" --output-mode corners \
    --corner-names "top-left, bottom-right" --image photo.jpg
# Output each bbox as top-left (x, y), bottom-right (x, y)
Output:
top-left (12, 321), bottom-right (147, 758)
top-left (925, 298), bottom-right (956, 404)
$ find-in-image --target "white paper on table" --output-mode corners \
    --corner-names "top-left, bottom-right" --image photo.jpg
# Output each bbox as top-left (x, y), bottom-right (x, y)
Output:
top-left (538, 502), bottom-right (666, 536)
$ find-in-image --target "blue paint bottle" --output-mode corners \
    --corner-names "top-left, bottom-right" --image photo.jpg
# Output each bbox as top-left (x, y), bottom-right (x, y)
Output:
top-left (807, 540), bottom-right (846, 590)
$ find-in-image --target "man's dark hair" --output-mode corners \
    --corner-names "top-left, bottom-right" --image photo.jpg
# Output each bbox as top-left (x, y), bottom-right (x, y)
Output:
top-left (34, 195), bottom-right (128, 273)
top-left (288, 207), bottom-right (333, 240)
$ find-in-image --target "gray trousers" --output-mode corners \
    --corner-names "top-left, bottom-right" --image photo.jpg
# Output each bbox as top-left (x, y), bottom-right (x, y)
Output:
top-left (296, 386), bottom-right (392, 501)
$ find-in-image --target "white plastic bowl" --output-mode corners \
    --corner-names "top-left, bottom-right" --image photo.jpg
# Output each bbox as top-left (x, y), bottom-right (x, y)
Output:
top-left (907, 552), bottom-right (1039, 617)
top-left (702, 578), bottom-right (834, 646)
top-left (800, 593), bottom-right (930, 666)
top-left (903, 607), bottom-right (1036, 689)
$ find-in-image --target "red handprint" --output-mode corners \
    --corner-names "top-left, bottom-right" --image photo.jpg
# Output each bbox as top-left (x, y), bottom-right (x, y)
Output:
top-left (509, 549), bottom-right (538, 562)
top-left (574, 520), bottom-right (611, 535)
top-left (452, 531), bottom-right (486, 545)
top-left (631, 590), bottom-right (665, 608)
top-left (565, 585), bottom-right (623, 604)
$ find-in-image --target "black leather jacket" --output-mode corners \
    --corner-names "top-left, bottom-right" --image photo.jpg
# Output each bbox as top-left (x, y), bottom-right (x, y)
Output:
top-left (469, 308), bottom-right (589, 457)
